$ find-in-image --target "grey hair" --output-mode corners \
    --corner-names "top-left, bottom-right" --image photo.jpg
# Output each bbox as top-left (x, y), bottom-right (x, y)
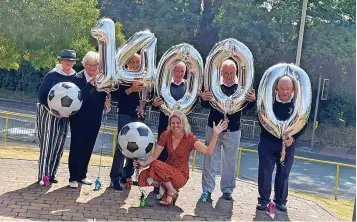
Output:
top-left (173, 61), bottom-right (187, 70)
top-left (81, 51), bottom-right (99, 66)
top-left (221, 59), bottom-right (237, 71)
top-left (167, 110), bottom-right (192, 135)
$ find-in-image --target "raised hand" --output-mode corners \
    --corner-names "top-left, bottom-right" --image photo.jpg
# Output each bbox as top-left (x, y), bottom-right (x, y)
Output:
top-left (212, 120), bottom-right (229, 135)
top-left (200, 91), bottom-right (213, 101)
top-left (153, 97), bottom-right (164, 107)
top-left (246, 88), bottom-right (256, 102)
top-left (131, 81), bottom-right (145, 93)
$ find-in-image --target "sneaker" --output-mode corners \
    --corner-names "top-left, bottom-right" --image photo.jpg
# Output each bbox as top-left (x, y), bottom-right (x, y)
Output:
top-left (222, 192), bottom-right (233, 201)
top-left (80, 178), bottom-right (92, 185)
top-left (39, 180), bottom-right (44, 186)
top-left (153, 187), bottom-right (160, 194)
top-left (199, 190), bottom-right (213, 202)
top-left (69, 181), bottom-right (78, 189)
top-left (275, 203), bottom-right (287, 212)
top-left (256, 203), bottom-right (268, 211)
top-left (110, 179), bottom-right (123, 191)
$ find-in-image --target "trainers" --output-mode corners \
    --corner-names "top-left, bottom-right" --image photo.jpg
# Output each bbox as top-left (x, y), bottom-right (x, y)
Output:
top-left (275, 203), bottom-right (287, 212)
top-left (199, 190), bottom-right (213, 202)
top-left (110, 179), bottom-right (123, 191)
top-left (153, 187), bottom-right (160, 194)
top-left (256, 203), bottom-right (268, 211)
top-left (222, 192), bottom-right (233, 201)
top-left (80, 178), bottom-right (92, 185)
top-left (69, 181), bottom-right (78, 189)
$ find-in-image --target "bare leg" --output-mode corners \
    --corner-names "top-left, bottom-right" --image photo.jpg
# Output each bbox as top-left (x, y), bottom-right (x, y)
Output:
top-left (161, 181), bottom-right (178, 203)
top-left (152, 180), bottom-right (160, 188)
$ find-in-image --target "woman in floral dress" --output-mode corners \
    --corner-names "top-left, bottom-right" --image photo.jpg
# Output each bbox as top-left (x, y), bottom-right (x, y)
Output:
top-left (134, 110), bottom-right (228, 206)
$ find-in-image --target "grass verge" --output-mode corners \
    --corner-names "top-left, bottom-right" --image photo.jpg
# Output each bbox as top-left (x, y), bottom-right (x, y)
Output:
top-left (290, 190), bottom-right (354, 221)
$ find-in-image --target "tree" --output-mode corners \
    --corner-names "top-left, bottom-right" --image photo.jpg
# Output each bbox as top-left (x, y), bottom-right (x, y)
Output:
top-left (192, 0), bottom-right (222, 59)
top-left (99, 0), bottom-right (201, 58)
top-left (0, 0), bottom-right (100, 69)
top-left (215, 0), bottom-right (356, 126)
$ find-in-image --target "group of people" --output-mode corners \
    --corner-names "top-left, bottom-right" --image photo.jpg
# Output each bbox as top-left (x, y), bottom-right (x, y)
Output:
top-left (36, 49), bottom-right (304, 212)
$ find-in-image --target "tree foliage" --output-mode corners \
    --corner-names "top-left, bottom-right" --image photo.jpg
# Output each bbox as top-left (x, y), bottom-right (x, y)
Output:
top-left (0, 0), bottom-right (355, 129)
top-left (0, 0), bottom-right (100, 69)
top-left (99, 0), bottom-right (201, 57)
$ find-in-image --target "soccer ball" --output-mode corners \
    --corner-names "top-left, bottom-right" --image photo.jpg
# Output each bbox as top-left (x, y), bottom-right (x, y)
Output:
top-left (118, 122), bottom-right (155, 159)
top-left (47, 82), bottom-right (83, 117)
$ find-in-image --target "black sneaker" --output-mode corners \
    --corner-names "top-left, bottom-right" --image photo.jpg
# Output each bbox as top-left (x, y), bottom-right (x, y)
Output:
top-left (275, 203), bottom-right (287, 212)
top-left (256, 203), bottom-right (268, 211)
top-left (222, 193), bottom-right (233, 201)
top-left (153, 187), bottom-right (160, 194)
top-left (110, 180), bottom-right (123, 191)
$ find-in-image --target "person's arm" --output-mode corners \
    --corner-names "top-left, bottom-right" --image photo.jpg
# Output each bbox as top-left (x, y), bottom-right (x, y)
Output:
top-left (292, 123), bottom-right (308, 141)
top-left (110, 85), bottom-right (129, 102)
top-left (194, 134), bottom-right (219, 156)
top-left (134, 131), bottom-right (168, 168)
top-left (200, 99), bottom-right (211, 109)
top-left (140, 144), bottom-right (164, 168)
top-left (244, 100), bottom-right (256, 110)
top-left (200, 91), bottom-right (213, 109)
top-left (193, 120), bottom-right (228, 155)
top-left (72, 74), bottom-right (95, 101)
top-left (37, 73), bottom-right (53, 107)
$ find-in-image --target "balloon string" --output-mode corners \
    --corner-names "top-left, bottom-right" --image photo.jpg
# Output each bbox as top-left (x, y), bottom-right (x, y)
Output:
top-left (280, 142), bottom-right (286, 166)
top-left (98, 94), bottom-right (111, 177)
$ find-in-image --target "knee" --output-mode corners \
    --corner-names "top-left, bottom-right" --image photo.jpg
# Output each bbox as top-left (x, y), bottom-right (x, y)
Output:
top-left (151, 160), bottom-right (161, 168)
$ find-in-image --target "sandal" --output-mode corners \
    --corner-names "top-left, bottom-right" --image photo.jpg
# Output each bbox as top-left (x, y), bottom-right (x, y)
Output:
top-left (159, 192), bottom-right (179, 207)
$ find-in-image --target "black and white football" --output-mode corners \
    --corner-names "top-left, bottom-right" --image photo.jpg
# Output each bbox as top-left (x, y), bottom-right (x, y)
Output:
top-left (117, 122), bottom-right (154, 159)
top-left (47, 82), bottom-right (83, 117)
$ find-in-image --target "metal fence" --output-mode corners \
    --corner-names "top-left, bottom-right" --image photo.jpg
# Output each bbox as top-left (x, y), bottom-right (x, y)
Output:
top-left (0, 110), bottom-right (355, 200)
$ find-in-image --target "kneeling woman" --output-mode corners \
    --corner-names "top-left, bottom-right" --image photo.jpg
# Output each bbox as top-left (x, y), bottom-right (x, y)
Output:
top-left (134, 110), bottom-right (228, 206)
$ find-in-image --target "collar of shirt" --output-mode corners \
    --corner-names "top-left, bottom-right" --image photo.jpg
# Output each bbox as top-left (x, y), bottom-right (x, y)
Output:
top-left (171, 79), bottom-right (185, 86)
top-left (53, 64), bottom-right (76, 76)
top-left (83, 70), bottom-right (92, 83)
top-left (275, 92), bottom-right (293, 103)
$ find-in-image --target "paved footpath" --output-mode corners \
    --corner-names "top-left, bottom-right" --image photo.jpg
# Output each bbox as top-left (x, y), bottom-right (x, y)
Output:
top-left (0, 158), bottom-right (340, 221)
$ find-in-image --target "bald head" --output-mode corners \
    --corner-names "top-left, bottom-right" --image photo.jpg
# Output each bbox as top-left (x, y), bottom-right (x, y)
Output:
top-left (221, 60), bottom-right (237, 86)
top-left (277, 76), bottom-right (294, 103)
top-left (127, 53), bottom-right (141, 71)
top-left (173, 61), bottom-right (186, 84)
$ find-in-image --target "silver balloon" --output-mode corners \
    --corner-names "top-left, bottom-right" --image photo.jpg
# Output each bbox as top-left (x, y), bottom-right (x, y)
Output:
top-left (91, 18), bottom-right (118, 91)
top-left (257, 63), bottom-right (312, 139)
top-left (116, 31), bottom-right (157, 102)
top-left (154, 43), bottom-right (204, 116)
top-left (204, 38), bottom-right (254, 115)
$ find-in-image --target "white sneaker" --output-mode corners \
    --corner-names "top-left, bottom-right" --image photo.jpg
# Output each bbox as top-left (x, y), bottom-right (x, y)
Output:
top-left (80, 178), bottom-right (92, 185)
top-left (39, 180), bottom-right (44, 186)
top-left (69, 181), bottom-right (78, 189)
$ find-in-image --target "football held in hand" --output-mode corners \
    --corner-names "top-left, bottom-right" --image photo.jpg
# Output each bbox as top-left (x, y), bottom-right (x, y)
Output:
top-left (47, 82), bottom-right (83, 118)
top-left (117, 122), bottom-right (155, 159)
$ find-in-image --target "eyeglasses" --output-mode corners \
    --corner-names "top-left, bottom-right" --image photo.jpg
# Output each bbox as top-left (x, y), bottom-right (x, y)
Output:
top-left (86, 63), bottom-right (98, 68)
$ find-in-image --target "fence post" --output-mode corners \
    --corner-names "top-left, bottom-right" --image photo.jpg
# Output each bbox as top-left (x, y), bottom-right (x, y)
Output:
top-left (334, 164), bottom-right (340, 200)
top-left (4, 114), bottom-right (9, 145)
top-left (236, 148), bottom-right (243, 178)
top-left (191, 150), bottom-right (197, 171)
top-left (353, 198), bottom-right (356, 221)
top-left (252, 121), bottom-right (256, 139)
